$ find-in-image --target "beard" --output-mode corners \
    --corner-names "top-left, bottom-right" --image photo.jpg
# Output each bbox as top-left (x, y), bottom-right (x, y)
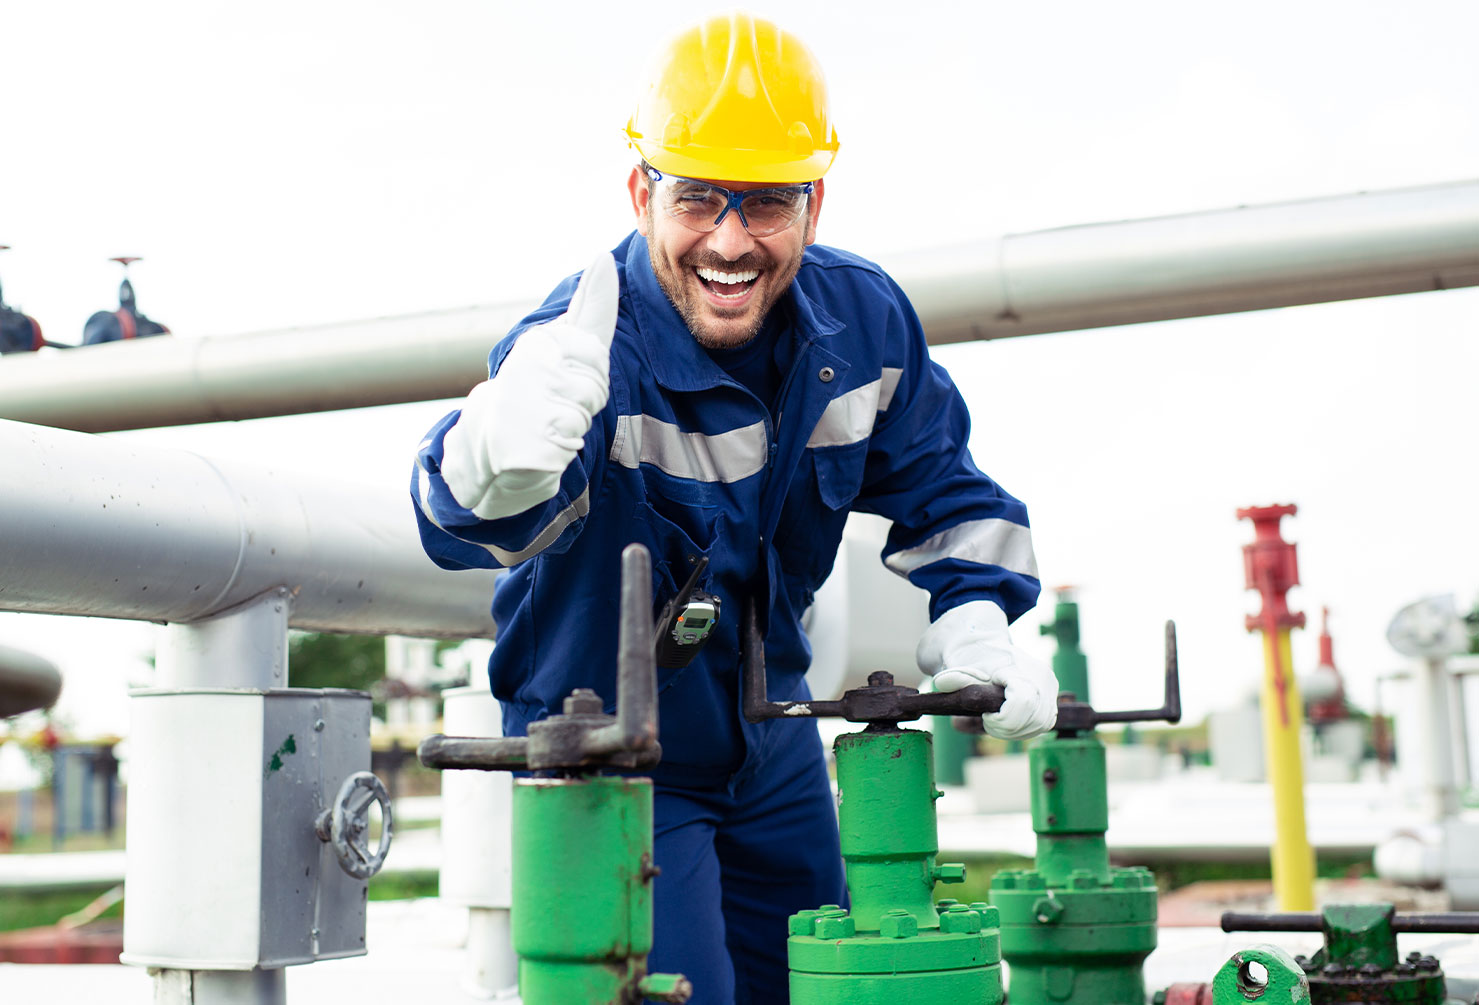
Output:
top-left (647, 216), bottom-right (809, 350)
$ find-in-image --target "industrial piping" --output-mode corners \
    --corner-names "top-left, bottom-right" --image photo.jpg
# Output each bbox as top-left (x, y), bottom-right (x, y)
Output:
top-left (2, 179), bottom-right (1475, 433)
top-left (0, 417), bottom-right (498, 637)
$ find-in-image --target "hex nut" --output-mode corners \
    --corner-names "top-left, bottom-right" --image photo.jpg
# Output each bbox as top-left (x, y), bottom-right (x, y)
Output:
top-left (880, 910), bottom-right (918, 939)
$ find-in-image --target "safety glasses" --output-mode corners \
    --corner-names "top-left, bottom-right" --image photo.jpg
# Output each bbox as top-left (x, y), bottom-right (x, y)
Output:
top-left (646, 168), bottom-right (814, 238)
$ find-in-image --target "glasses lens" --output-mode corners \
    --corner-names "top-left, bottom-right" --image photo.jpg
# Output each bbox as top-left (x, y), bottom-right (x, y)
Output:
top-left (658, 179), bottom-right (730, 231)
top-left (654, 174), bottom-right (809, 237)
top-left (737, 188), bottom-right (808, 237)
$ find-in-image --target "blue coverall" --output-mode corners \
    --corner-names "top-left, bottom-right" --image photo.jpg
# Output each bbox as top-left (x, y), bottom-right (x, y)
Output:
top-left (413, 232), bottom-right (1040, 1002)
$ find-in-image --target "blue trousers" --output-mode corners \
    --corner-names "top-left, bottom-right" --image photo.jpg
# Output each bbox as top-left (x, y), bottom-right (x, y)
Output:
top-left (645, 719), bottom-right (846, 1004)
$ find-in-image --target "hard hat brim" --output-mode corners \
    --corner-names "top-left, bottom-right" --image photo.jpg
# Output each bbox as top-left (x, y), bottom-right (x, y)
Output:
top-left (629, 133), bottom-right (838, 186)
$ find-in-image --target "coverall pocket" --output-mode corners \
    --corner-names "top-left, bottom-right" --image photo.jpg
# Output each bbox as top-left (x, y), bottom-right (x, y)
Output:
top-left (633, 500), bottom-right (715, 601)
top-left (773, 442), bottom-right (867, 590)
top-left (812, 441), bottom-right (869, 510)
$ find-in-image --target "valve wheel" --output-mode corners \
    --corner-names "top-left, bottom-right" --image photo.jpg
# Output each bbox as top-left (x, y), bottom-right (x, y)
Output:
top-left (316, 771), bottom-right (393, 879)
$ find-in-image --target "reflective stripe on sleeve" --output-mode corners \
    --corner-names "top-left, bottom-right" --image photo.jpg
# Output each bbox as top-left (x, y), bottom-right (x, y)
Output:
top-left (483, 487), bottom-right (592, 565)
top-left (611, 414), bottom-right (768, 482)
top-left (806, 367), bottom-right (904, 449)
top-left (884, 518), bottom-right (1039, 580)
top-left (416, 463), bottom-right (591, 566)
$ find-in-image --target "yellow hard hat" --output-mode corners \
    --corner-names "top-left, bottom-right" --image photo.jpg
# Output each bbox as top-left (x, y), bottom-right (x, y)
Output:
top-left (625, 12), bottom-right (839, 184)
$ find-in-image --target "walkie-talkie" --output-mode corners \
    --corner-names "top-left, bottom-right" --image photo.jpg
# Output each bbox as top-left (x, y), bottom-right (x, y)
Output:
top-left (654, 556), bottom-right (721, 669)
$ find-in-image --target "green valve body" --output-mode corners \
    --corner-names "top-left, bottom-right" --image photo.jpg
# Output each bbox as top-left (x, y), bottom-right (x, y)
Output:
top-left (512, 775), bottom-right (655, 1004)
top-left (789, 727), bottom-right (1003, 1004)
top-left (1302, 904), bottom-right (1447, 1003)
top-left (931, 713), bottom-right (975, 787)
top-left (991, 733), bottom-right (1158, 1004)
top-left (1041, 593), bottom-right (1091, 704)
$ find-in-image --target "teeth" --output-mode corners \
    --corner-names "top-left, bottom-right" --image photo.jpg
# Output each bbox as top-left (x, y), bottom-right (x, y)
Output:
top-left (696, 267), bottom-right (760, 285)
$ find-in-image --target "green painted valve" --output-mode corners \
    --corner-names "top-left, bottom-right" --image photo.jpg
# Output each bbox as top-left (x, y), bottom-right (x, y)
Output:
top-left (418, 545), bottom-right (691, 1005)
top-left (990, 622), bottom-right (1182, 1004)
top-left (740, 603), bottom-right (1013, 1003)
top-left (1212, 945), bottom-right (1311, 1003)
top-left (1040, 587), bottom-right (1091, 705)
top-left (511, 775), bottom-right (664, 1002)
top-left (1221, 903), bottom-right (1479, 1003)
top-left (788, 727), bottom-right (1003, 1004)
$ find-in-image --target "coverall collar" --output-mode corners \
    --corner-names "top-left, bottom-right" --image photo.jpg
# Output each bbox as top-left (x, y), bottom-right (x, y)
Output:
top-left (623, 232), bottom-right (845, 393)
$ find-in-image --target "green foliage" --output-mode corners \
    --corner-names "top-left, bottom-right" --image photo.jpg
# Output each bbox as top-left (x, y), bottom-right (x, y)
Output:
top-left (0, 885), bottom-right (123, 932)
top-left (368, 870), bottom-right (440, 901)
top-left (287, 632), bottom-right (387, 717)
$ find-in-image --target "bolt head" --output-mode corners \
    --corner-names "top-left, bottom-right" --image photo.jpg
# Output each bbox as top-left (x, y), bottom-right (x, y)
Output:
top-left (1032, 896), bottom-right (1064, 925)
top-left (815, 915), bottom-right (856, 939)
top-left (563, 689), bottom-right (604, 715)
top-left (788, 910), bottom-right (821, 936)
top-left (935, 863), bottom-right (966, 884)
top-left (880, 910), bottom-right (919, 939)
top-left (1068, 869), bottom-right (1098, 889)
top-left (866, 671), bottom-right (894, 687)
top-left (940, 906), bottom-right (983, 934)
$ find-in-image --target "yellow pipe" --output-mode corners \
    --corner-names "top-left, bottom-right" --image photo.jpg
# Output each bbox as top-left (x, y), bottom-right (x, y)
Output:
top-left (1260, 627), bottom-right (1315, 910)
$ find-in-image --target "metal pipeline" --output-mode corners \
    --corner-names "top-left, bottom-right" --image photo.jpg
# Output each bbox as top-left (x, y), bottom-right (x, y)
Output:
top-left (0, 644), bottom-right (63, 717)
top-left (2, 180), bottom-right (1475, 432)
top-left (0, 417), bottom-right (498, 637)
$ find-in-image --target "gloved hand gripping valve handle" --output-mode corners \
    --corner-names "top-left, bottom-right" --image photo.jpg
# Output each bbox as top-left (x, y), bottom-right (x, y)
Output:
top-left (740, 599), bottom-right (1006, 726)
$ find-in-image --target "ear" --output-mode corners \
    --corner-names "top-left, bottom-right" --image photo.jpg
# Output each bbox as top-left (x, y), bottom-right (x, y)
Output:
top-left (628, 165), bottom-right (651, 236)
top-left (804, 177), bottom-right (825, 247)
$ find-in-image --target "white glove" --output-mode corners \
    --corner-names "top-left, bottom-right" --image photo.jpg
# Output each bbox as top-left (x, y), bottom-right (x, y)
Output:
top-left (441, 253), bottom-right (619, 520)
top-left (916, 600), bottom-right (1058, 741)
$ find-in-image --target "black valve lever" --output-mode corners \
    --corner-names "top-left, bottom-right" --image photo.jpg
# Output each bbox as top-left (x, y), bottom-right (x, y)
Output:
top-left (1049, 621), bottom-right (1182, 736)
top-left (740, 599), bottom-right (1004, 726)
top-left (418, 542), bottom-right (662, 774)
top-left (1222, 911), bottom-right (1479, 935)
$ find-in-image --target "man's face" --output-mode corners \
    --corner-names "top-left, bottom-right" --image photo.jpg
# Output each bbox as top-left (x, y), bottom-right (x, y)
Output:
top-left (628, 168), bottom-right (825, 350)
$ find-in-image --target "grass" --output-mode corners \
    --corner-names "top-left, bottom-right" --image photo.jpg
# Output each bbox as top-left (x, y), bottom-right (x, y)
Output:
top-left (0, 855), bottom-right (1376, 933)
top-left (0, 870), bottom-right (442, 934)
top-left (0, 886), bottom-right (124, 932)
top-left (367, 870), bottom-right (440, 902)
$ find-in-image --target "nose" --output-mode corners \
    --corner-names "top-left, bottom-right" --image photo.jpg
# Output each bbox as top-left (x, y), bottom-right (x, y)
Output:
top-left (704, 210), bottom-right (757, 262)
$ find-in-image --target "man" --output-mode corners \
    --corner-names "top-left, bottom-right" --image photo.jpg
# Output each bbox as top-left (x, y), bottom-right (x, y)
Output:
top-left (412, 13), bottom-right (1055, 1001)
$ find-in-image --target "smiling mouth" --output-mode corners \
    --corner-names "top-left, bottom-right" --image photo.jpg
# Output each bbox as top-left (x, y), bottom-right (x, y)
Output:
top-left (694, 265), bottom-right (761, 301)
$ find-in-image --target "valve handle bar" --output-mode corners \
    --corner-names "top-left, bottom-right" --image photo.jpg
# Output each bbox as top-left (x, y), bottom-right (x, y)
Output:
top-left (741, 599), bottom-right (1005, 724)
top-left (1222, 911), bottom-right (1479, 934)
top-left (418, 542), bottom-right (660, 773)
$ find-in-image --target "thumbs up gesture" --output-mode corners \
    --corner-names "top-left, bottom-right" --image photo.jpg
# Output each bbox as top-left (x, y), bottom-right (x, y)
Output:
top-left (441, 253), bottom-right (620, 521)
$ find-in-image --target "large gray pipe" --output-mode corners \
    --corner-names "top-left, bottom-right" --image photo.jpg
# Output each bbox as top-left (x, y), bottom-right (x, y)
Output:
top-left (0, 418), bottom-right (498, 637)
top-left (2, 179), bottom-right (1476, 433)
top-left (0, 644), bottom-right (63, 717)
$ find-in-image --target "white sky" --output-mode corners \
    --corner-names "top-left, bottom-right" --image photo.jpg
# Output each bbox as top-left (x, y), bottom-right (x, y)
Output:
top-left (2, 0), bottom-right (1477, 743)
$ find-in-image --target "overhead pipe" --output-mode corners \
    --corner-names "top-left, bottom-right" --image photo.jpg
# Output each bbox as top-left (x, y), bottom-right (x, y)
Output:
top-left (0, 417), bottom-right (498, 638)
top-left (0, 180), bottom-right (1475, 433)
top-left (0, 644), bottom-right (63, 717)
